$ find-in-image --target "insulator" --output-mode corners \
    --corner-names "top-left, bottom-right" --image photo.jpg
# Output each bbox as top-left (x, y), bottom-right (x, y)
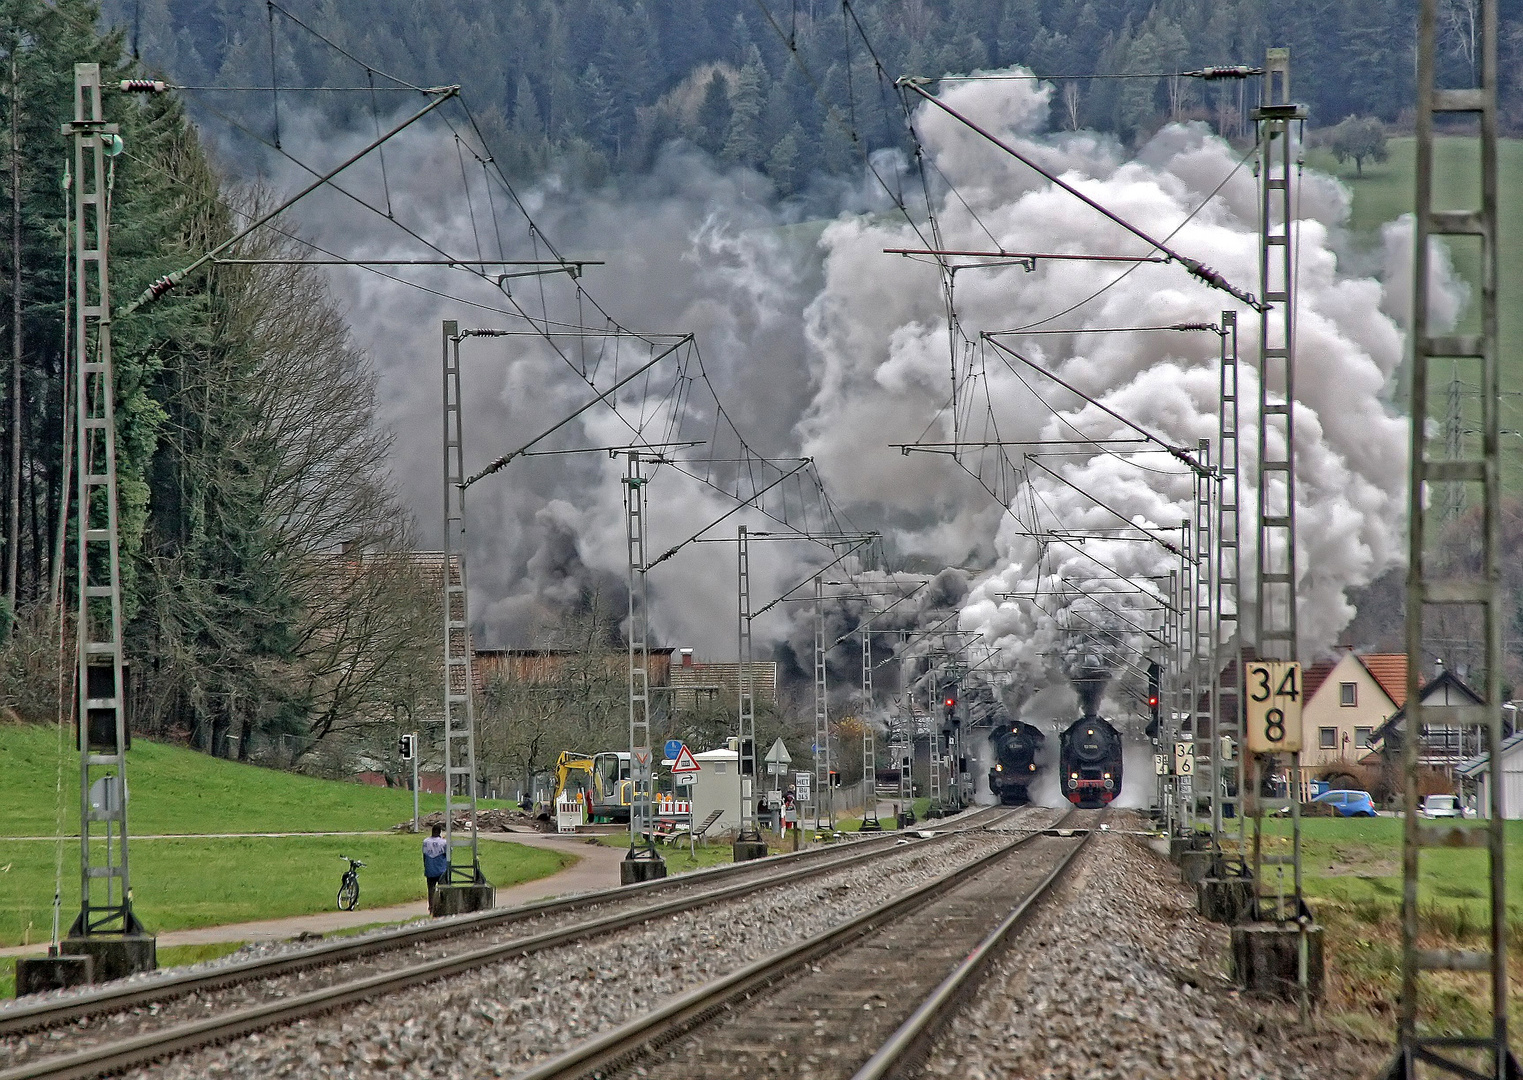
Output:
top-left (146, 272), bottom-right (181, 300)
top-left (1193, 66), bottom-right (1255, 81)
top-left (119, 79), bottom-right (168, 93)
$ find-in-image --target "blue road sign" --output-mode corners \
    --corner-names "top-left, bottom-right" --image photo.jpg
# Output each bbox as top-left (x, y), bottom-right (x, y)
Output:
top-left (663, 739), bottom-right (684, 761)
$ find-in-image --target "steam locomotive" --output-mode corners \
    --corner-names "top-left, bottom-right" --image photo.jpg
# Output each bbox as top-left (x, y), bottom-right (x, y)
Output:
top-left (1059, 714), bottom-right (1123, 807)
top-left (987, 719), bottom-right (1045, 805)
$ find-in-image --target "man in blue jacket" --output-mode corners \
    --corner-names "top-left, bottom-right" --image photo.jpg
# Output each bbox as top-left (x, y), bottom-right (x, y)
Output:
top-left (422, 823), bottom-right (449, 910)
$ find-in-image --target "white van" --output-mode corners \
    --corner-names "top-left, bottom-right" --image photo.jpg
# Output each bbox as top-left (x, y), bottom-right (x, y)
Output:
top-left (1420, 794), bottom-right (1464, 818)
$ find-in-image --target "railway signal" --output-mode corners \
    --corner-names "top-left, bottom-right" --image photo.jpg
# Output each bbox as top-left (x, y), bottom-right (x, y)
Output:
top-left (1145, 660), bottom-right (1161, 739)
top-left (398, 734), bottom-right (416, 760)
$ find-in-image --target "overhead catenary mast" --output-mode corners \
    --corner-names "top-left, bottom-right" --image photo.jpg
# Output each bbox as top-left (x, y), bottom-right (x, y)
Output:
top-left (57, 62), bottom-right (155, 983)
top-left (1389, 0), bottom-right (1514, 1074)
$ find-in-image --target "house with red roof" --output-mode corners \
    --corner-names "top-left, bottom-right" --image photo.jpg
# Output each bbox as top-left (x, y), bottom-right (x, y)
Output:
top-left (1297, 650), bottom-right (1408, 767)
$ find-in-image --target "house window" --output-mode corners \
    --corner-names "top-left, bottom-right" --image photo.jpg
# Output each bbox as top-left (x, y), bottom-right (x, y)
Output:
top-left (1320, 727), bottom-right (1338, 749)
top-left (1355, 727), bottom-right (1373, 748)
top-left (1340, 682), bottom-right (1357, 706)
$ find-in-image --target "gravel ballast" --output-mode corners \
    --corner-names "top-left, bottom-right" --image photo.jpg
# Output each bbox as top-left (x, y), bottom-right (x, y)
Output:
top-left (4, 810), bottom-right (1035, 1078)
top-left (920, 828), bottom-right (1387, 1080)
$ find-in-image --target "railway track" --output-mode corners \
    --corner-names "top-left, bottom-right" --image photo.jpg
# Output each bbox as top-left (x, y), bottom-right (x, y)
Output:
top-left (1, 804), bottom-right (1022, 1080)
top-left (509, 808), bottom-right (1100, 1080)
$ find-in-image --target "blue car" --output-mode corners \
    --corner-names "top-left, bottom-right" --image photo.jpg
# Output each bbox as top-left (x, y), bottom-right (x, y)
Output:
top-left (1312, 789), bottom-right (1377, 817)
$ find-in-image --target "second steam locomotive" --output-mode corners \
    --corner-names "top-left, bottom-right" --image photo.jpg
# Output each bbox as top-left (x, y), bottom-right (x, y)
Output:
top-left (1059, 714), bottom-right (1123, 807)
top-left (987, 719), bottom-right (1045, 805)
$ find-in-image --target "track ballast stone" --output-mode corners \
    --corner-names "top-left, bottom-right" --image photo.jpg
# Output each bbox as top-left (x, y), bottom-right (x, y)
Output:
top-left (921, 829), bottom-right (1384, 1080)
top-left (118, 820), bottom-right (1026, 1079)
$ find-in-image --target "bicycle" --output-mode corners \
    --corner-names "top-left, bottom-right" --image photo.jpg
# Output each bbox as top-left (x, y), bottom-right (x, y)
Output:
top-left (336, 855), bottom-right (366, 911)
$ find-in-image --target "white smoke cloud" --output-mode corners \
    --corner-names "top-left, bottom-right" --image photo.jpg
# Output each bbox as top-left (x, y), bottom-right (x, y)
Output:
top-left (220, 70), bottom-right (1451, 709)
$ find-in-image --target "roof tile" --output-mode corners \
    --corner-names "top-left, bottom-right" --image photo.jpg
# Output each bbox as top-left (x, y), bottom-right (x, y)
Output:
top-left (1359, 654), bottom-right (1410, 708)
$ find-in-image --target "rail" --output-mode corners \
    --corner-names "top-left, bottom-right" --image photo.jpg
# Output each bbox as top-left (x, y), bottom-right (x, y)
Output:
top-left (506, 808), bottom-right (1095, 1080)
top-left (0, 807), bottom-right (1020, 1080)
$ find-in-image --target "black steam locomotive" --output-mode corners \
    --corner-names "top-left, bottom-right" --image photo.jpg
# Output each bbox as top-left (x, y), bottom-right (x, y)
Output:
top-left (987, 719), bottom-right (1045, 805)
top-left (1059, 714), bottom-right (1123, 808)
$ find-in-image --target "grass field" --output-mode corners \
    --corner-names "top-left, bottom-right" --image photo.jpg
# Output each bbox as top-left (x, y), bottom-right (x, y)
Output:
top-left (1258, 815), bottom-right (1523, 921)
top-left (0, 721), bottom-right (573, 972)
top-left (0, 833), bottom-right (570, 949)
top-left (0, 721), bottom-right (508, 837)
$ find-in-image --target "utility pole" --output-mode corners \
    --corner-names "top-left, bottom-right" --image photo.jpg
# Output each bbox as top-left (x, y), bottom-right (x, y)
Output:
top-left (1212, 314), bottom-right (1243, 856)
top-left (1179, 519), bottom-right (1195, 836)
top-left (20, 65), bottom-right (157, 992)
top-left (1390, 0), bottom-right (1513, 1073)
top-left (1442, 363), bottom-right (1464, 519)
top-left (438, 322), bottom-right (491, 914)
top-left (622, 449), bottom-right (665, 881)
top-left (812, 574), bottom-right (832, 831)
top-left (5, 42), bottom-right (19, 612)
top-left (733, 525), bottom-right (766, 860)
top-left (859, 629), bottom-right (880, 830)
top-left (1239, 47), bottom-right (1320, 1006)
top-left (895, 630), bottom-right (914, 824)
top-left (1192, 443), bottom-right (1214, 838)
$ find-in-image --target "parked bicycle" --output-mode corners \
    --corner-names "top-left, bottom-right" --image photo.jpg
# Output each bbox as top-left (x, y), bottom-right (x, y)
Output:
top-left (336, 855), bottom-right (366, 911)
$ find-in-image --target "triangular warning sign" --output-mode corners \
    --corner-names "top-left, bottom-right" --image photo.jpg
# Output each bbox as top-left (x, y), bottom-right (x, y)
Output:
top-left (671, 745), bottom-right (701, 773)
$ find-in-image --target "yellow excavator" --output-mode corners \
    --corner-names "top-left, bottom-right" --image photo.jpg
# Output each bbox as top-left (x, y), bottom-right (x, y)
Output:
top-left (548, 750), bottom-right (633, 823)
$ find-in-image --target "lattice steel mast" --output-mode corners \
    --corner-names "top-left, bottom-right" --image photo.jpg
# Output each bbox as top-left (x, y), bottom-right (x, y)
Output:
top-left (812, 574), bottom-right (832, 830)
top-left (1191, 444), bottom-right (1214, 838)
top-left (1212, 313), bottom-right (1244, 856)
top-left (860, 630), bottom-right (880, 829)
top-left (65, 63), bottom-right (148, 952)
top-left (1250, 47), bottom-right (1306, 922)
top-left (624, 451), bottom-right (664, 877)
top-left (440, 322), bottom-right (483, 893)
top-left (1389, 0), bottom-right (1513, 1072)
top-left (734, 525), bottom-right (765, 859)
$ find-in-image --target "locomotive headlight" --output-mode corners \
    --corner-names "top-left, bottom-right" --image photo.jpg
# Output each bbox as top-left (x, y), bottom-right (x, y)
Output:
top-left (1103, 772), bottom-right (1111, 780)
top-left (995, 764), bottom-right (1003, 772)
top-left (1029, 764), bottom-right (1036, 771)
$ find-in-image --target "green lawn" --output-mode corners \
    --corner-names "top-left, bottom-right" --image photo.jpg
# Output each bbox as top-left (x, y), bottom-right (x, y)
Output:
top-left (0, 833), bottom-right (569, 950)
top-left (1257, 815), bottom-right (1523, 926)
top-left (0, 722), bottom-right (575, 960)
top-left (0, 721), bottom-right (505, 836)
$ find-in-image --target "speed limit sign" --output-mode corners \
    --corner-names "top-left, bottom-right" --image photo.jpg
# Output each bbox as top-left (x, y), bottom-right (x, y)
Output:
top-left (1243, 660), bottom-right (1303, 753)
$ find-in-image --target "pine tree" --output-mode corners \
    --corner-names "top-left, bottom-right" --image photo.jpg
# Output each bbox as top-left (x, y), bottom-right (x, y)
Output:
top-left (766, 128), bottom-right (800, 193)
top-left (721, 51), bottom-right (764, 166)
top-left (695, 70), bottom-right (732, 155)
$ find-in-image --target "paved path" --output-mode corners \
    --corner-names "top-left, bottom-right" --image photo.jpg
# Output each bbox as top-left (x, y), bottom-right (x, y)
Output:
top-left (1, 832), bottom-right (626, 960)
top-left (1, 831), bottom-right (397, 841)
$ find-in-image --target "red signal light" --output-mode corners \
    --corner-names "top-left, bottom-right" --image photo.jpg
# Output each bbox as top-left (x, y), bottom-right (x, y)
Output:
top-left (944, 697), bottom-right (956, 708)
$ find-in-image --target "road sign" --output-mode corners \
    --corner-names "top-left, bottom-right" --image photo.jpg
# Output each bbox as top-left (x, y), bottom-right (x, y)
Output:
top-left (671, 744), bottom-right (701, 777)
top-left (663, 739), bottom-right (684, 762)
top-left (1243, 660), bottom-right (1304, 753)
top-left (1173, 742), bottom-right (1194, 776)
top-left (764, 737), bottom-right (791, 766)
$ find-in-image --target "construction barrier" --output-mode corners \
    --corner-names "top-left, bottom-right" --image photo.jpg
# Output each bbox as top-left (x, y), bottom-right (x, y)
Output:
top-left (557, 796), bottom-right (587, 834)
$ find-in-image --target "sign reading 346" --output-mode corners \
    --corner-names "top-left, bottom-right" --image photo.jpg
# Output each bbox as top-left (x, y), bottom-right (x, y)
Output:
top-left (1243, 660), bottom-right (1303, 753)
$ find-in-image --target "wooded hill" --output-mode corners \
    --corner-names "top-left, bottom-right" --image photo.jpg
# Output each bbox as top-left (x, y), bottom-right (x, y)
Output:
top-left (108, 0), bottom-right (1523, 192)
top-left (0, 0), bottom-right (437, 773)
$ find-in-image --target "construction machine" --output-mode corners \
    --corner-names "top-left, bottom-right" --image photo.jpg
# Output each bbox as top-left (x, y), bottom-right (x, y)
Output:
top-left (547, 750), bottom-right (633, 823)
